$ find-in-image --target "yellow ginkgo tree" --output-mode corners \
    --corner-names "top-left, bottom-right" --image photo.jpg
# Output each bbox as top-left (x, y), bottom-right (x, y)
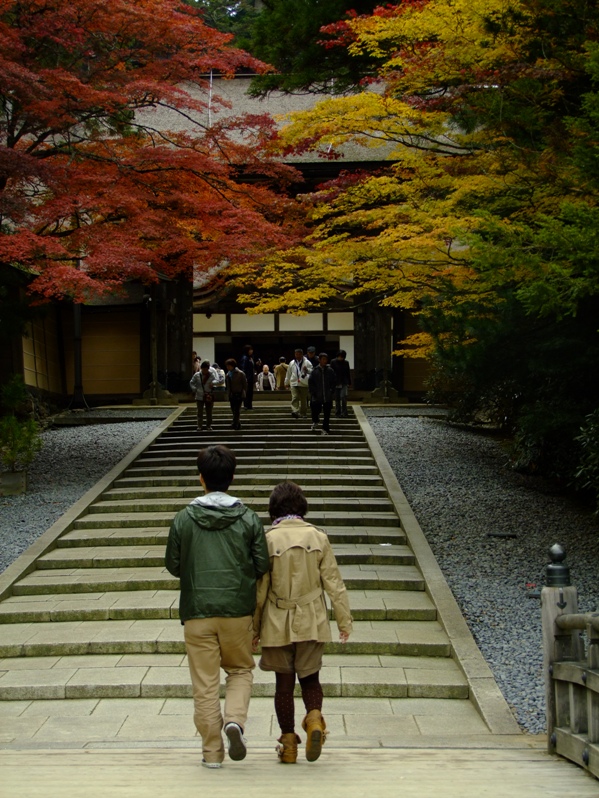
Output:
top-left (231, 0), bottom-right (599, 483)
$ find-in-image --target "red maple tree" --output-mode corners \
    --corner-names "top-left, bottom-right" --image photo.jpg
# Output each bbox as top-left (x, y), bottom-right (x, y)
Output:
top-left (0, 0), bottom-right (301, 300)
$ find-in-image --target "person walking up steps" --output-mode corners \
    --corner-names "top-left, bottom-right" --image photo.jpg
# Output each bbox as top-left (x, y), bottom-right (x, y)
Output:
top-left (240, 345), bottom-right (255, 410)
top-left (308, 352), bottom-right (337, 435)
top-left (253, 481), bottom-right (352, 764)
top-left (165, 445), bottom-right (269, 768)
top-left (190, 360), bottom-right (216, 431)
top-left (225, 358), bottom-right (247, 430)
top-left (274, 357), bottom-right (289, 391)
top-left (331, 350), bottom-right (351, 418)
top-left (285, 348), bottom-right (312, 418)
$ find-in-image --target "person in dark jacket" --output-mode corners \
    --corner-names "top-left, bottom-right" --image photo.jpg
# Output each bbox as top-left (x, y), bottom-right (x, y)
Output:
top-left (239, 344), bottom-right (255, 410)
top-left (331, 350), bottom-right (352, 418)
top-left (308, 352), bottom-right (337, 436)
top-left (225, 358), bottom-right (247, 430)
top-left (165, 445), bottom-right (269, 768)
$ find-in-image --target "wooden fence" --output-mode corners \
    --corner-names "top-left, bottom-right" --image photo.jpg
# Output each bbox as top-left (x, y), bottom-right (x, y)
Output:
top-left (542, 543), bottom-right (599, 779)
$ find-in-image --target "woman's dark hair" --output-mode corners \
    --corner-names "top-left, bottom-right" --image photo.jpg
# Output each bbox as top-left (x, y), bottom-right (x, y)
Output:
top-left (269, 481), bottom-right (308, 521)
top-left (197, 445), bottom-right (236, 491)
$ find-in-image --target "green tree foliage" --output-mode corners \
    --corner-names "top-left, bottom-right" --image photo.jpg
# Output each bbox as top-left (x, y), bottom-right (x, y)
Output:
top-left (181, 0), bottom-right (260, 36)
top-left (239, 0), bottom-right (382, 94)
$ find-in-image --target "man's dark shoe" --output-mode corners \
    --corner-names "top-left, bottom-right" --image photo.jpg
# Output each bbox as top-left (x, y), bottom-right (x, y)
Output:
top-left (224, 722), bottom-right (247, 761)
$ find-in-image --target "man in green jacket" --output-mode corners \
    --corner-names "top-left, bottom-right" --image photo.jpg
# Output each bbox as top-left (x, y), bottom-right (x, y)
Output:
top-left (165, 445), bottom-right (269, 768)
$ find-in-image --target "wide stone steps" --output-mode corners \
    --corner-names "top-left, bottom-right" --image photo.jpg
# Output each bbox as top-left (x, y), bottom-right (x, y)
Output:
top-left (55, 526), bottom-right (408, 548)
top-left (0, 589), bottom-right (437, 624)
top-left (34, 543), bottom-right (415, 570)
top-left (71, 511), bottom-right (402, 529)
top-left (10, 564), bottom-right (426, 596)
top-left (103, 485), bottom-right (389, 501)
top-left (114, 474), bottom-right (385, 490)
top-left (0, 653), bottom-right (467, 701)
top-left (0, 405), bottom-right (475, 708)
top-left (0, 619), bottom-right (450, 660)
top-left (124, 464), bottom-right (381, 477)
top-left (85, 497), bottom-right (395, 516)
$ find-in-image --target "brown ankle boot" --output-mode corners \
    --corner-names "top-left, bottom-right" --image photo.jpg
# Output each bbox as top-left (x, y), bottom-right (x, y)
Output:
top-left (276, 732), bottom-right (301, 764)
top-left (302, 710), bottom-right (327, 762)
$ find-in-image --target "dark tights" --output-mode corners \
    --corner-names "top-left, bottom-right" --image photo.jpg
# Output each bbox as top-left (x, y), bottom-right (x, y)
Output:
top-left (275, 671), bottom-right (323, 734)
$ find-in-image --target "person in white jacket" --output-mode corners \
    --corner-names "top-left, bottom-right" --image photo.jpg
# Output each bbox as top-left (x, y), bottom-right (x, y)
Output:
top-left (284, 348), bottom-right (313, 418)
top-left (190, 360), bottom-right (217, 430)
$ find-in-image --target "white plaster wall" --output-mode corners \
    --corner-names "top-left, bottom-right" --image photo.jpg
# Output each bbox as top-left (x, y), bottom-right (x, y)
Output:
top-left (339, 335), bottom-right (355, 368)
top-left (194, 314), bottom-right (227, 333)
top-left (193, 337), bottom-right (215, 365)
top-left (279, 313), bottom-right (324, 332)
top-left (328, 312), bottom-right (354, 331)
top-left (230, 314), bottom-right (275, 332)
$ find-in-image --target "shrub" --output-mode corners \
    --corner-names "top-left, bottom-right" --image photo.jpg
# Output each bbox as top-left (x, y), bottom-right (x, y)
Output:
top-left (576, 409), bottom-right (599, 512)
top-left (0, 416), bottom-right (42, 472)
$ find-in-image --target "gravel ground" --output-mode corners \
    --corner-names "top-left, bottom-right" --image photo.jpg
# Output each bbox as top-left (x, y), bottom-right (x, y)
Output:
top-left (366, 410), bottom-right (599, 734)
top-left (0, 417), bottom-right (163, 573)
top-left (1, 407), bottom-right (597, 734)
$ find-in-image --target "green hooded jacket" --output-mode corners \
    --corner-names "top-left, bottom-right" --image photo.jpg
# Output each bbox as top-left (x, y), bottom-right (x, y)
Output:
top-left (165, 495), bottom-right (269, 622)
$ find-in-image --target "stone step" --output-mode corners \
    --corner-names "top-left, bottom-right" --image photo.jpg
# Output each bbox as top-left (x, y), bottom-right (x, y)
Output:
top-left (56, 526), bottom-right (407, 548)
top-left (85, 497), bottom-right (395, 515)
top-left (11, 564), bottom-right (426, 596)
top-left (35, 544), bottom-right (415, 571)
top-left (0, 589), bottom-right (436, 624)
top-left (114, 474), bottom-right (385, 489)
top-left (0, 653), bottom-right (467, 701)
top-left (102, 485), bottom-right (390, 501)
top-left (123, 464), bottom-right (381, 477)
top-left (136, 451), bottom-right (373, 463)
top-left (71, 511), bottom-right (402, 529)
top-left (0, 619), bottom-right (450, 659)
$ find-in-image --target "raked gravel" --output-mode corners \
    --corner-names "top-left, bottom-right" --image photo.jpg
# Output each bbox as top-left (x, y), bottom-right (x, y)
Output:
top-left (0, 416), bottom-right (165, 574)
top-left (1, 407), bottom-right (597, 734)
top-left (365, 409), bottom-right (599, 734)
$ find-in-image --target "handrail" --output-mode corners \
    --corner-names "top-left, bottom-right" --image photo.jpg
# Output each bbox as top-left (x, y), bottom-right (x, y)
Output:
top-left (555, 613), bottom-right (599, 632)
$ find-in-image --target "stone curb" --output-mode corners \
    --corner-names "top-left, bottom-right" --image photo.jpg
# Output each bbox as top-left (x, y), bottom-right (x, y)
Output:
top-left (354, 407), bottom-right (521, 736)
top-left (0, 407), bottom-right (186, 604)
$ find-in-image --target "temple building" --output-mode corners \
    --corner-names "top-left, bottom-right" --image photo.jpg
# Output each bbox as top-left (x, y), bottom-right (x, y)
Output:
top-left (3, 77), bottom-right (428, 404)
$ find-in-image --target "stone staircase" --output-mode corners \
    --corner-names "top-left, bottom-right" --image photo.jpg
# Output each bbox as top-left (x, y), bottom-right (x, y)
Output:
top-left (0, 406), bottom-right (469, 704)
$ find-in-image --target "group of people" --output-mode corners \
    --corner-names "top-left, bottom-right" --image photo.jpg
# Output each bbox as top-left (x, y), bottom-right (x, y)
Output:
top-left (190, 345), bottom-right (352, 434)
top-left (165, 444), bottom-right (352, 768)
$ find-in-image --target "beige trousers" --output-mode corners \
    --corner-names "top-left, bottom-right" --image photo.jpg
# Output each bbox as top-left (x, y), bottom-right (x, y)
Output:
top-left (290, 384), bottom-right (309, 416)
top-left (184, 616), bottom-right (255, 763)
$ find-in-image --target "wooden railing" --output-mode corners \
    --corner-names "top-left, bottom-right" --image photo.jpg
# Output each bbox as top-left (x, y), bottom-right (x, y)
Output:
top-left (542, 544), bottom-right (599, 779)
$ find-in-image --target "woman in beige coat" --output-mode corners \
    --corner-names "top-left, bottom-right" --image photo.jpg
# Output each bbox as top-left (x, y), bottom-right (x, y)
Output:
top-left (253, 481), bottom-right (352, 764)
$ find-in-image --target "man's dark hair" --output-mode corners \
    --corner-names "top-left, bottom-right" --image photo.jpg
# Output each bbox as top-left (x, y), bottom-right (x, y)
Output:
top-left (269, 481), bottom-right (308, 521)
top-left (200, 360), bottom-right (211, 369)
top-left (197, 445), bottom-right (236, 492)
top-left (294, 348), bottom-right (303, 355)
top-left (279, 356), bottom-right (286, 363)
top-left (225, 358), bottom-right (236, 368)
top-left (337, 350), bottom-right (346, 359)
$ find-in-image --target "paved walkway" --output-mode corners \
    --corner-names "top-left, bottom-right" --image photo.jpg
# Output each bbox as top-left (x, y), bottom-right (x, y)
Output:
top-left (1, 404), bottom-right (597, 794)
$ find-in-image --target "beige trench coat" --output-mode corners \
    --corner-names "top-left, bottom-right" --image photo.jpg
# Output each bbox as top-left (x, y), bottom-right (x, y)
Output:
top-left (253, 518), bottom-right (352, 646)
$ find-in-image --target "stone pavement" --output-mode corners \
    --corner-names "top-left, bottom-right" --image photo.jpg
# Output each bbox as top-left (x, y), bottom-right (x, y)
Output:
top-left (2, 404), bottom-right (596, 793)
